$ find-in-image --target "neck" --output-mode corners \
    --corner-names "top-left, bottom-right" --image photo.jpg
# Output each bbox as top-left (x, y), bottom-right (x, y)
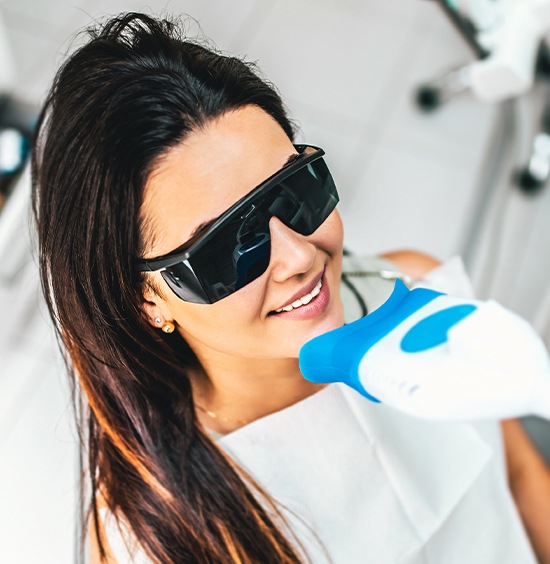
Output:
top-left (191, 352), bottom-right (326, 435)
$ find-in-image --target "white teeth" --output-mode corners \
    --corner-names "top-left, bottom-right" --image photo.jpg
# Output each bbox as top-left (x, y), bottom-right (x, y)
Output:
top-left (275, 280), bottom-right (322, 313)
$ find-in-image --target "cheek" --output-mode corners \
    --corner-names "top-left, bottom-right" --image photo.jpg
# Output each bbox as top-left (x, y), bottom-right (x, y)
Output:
top-left (169, 280), bottom-right (266, 348)
top-left (318, 209), bottom-right (344, 255)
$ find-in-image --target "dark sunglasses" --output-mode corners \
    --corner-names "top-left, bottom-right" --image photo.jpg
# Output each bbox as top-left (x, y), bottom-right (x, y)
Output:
top-left (136, 144), bottom-right (339, 304)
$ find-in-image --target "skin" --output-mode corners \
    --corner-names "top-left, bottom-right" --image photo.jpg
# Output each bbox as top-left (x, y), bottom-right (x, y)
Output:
top-left (140, 105), bottom-right (345, 433)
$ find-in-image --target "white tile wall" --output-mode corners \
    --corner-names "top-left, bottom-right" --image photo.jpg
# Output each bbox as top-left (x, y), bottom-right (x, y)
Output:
top-left (1, 1), bottom-right (549, 563)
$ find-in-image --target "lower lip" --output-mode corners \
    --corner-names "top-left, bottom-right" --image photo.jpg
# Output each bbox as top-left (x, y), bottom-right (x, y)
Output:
top-left (271, 273), bottom-right (331, 321)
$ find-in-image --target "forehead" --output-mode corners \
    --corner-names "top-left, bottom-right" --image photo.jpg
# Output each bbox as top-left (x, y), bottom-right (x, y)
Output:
top-left (140, 105), bottom-right (295, 258)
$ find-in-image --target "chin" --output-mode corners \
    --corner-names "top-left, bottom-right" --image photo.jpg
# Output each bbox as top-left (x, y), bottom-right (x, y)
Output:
top-left (314, 310), bottom-right (344, 339)
top-left (293, 305), bottom-right (344, 357)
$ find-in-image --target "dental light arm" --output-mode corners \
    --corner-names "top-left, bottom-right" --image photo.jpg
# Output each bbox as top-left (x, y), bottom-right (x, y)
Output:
top-left (299, 279), bottom-right (550, 422)
top-left (433, 0), bottom-right (550, 102)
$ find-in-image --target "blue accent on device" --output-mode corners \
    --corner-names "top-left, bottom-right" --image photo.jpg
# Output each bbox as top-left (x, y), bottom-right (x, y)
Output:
top-left (299, 279), bottom-right (445, 401)
top-left (400, 304), bottom-right (478, 353)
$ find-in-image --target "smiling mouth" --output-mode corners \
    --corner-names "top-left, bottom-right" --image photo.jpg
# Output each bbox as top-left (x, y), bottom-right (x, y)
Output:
top-left (272, 278), bottom-right (323, 314)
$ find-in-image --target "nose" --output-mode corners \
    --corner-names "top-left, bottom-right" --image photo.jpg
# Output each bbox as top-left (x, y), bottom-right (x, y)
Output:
top-left (268, 216), bottom-right (316, 283)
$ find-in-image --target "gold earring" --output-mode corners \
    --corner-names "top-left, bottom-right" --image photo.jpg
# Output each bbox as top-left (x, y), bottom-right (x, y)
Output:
top-left (162, 321), bottom-right (175, 334)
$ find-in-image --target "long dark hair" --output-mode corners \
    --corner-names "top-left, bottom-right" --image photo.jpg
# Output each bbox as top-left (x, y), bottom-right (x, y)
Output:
top-left (31, 12), bottom-right (306, 563)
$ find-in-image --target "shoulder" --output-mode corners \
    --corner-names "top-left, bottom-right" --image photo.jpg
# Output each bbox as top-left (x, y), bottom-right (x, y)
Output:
top-left (89, 490), bottom-right (136, 564)
top-left (377, 248), bottom-right (441, 280)
top-left (88, 490), bottom-right (115, 564)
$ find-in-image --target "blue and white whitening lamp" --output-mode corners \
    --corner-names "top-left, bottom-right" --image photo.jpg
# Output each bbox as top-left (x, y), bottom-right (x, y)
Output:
top-left (299, 280), bottom-right (550, 421)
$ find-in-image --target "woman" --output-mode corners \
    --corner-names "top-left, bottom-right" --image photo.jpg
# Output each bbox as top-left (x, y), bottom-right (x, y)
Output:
top-left (32, 12), bottom-right (550, 564)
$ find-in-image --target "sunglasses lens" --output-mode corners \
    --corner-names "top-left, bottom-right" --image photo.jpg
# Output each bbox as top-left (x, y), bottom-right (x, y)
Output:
top-left (271, 159), bottom-right (338, 235)
top-left (162, 149), bottom-right (338, 304)
top-left (233, 233), bottom-right (271, 290)
top-left (161, 263), bottom-right (210, 304)
top-left (185, 211), bottom-right (272, 301)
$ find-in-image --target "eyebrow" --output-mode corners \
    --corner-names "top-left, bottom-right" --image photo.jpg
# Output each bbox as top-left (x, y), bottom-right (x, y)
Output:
top-left (187, 151), bottom-right (300, 240)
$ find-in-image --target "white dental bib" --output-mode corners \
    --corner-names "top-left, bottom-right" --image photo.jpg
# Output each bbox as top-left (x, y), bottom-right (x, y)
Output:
top-left (218, 381), bottom-right (534, 563)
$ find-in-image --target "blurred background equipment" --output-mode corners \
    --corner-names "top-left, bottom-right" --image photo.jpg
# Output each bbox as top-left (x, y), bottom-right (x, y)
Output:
top-left (418, 0), bottom-right (550, 107)
top-left (0, 126), bottom-right (29, 201)
top-left (0, 3), bottom-right (79, 564)
top-left (0, 0), bottom-right (33, 210)
top-left (417, 0), bottom-right (550, 195)
top-left (414, 0), bottom-right (550, 315)
top-left (0, 4), bottom-right (19, 211)
top-left (415, 0), bottom-right (550, 494)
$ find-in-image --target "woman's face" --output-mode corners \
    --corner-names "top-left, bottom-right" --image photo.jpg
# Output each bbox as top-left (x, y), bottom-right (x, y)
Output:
top-left (141, 105), bottom-right (344, 364)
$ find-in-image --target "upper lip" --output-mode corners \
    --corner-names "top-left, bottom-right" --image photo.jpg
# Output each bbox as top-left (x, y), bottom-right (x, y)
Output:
top-left (274, 270), bottom-right (324, 311)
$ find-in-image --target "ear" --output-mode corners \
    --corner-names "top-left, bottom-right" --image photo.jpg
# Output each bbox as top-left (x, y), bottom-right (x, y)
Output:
top-left (141, 299), bottom-right (163, 329)
top-left (140, 276), bottom-right (173, 329)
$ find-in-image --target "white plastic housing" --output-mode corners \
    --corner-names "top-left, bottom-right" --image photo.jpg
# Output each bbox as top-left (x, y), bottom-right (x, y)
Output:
top-left (357, 296), bottom-right (550, 421)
